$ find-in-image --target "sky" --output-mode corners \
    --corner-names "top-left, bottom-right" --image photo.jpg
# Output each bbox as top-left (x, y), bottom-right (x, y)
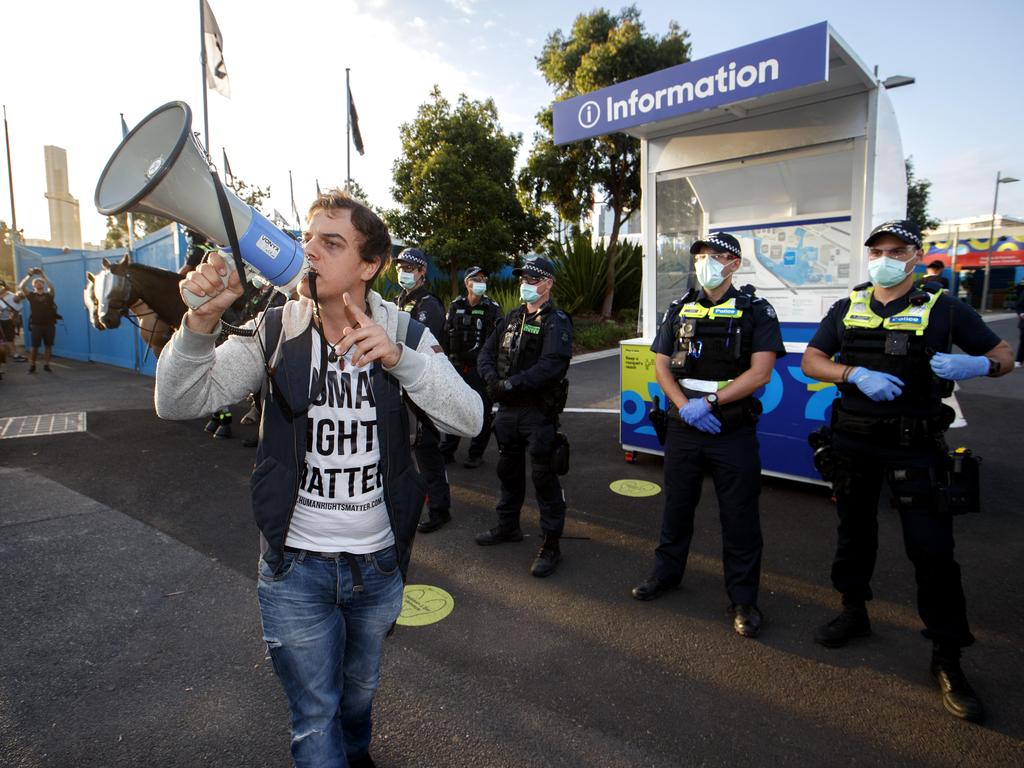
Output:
top-left (1, 0), bottom-right (1022, 246)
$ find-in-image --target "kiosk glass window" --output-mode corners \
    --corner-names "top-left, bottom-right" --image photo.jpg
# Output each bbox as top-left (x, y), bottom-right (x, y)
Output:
top-left (655, 176), bottom-right (702, 314)
top-left (654, 145), bottom-right (854, 321)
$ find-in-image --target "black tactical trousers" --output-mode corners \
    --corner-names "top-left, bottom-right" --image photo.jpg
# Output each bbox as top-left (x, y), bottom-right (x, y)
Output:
top-left (493, 405), bottom-right (565, 537)
top-left (440, 366), bottom-right (493, 459)
top-left (655, 417), bottom-right (763, 606)
top-left (831, 430), bottom-right (974, 647)
top-left (410, 403), bottom-right (450, 515)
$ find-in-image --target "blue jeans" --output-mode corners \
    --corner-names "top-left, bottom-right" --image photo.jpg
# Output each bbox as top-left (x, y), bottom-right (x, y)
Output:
top-left (258, 546), bottom-right (405, 767)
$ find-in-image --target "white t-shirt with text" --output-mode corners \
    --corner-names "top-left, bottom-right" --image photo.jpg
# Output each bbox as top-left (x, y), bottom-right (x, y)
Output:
top-left (284, 332), bottom-right (394, 553)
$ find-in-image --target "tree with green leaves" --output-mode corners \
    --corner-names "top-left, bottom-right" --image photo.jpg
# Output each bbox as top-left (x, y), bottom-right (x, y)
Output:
top-left (906, 157), bottom-right (940, 233)
top-left (0, 220), bottom-right (14, 282)
top-left (521, 6), bottom-right (690, 318)
top-left (388, 86), bottom-right (548, 294)
top-left (102, 174), bottom-right (271, 250)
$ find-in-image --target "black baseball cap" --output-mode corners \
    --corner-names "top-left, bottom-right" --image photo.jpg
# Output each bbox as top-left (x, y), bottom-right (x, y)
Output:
top-left (512, 256), bottom-right (556, 280)
top-left (864, 219), bottom-right (922, 248)
top-left (396, 247), bottom-right (429, 267)
top-left (690, 232), bottom-right (742, 258)
top-left (464, 266), bottom-right (488, 280)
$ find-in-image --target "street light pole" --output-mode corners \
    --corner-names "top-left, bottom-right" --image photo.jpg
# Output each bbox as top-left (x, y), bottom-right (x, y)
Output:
top-left (980, 171), bottom-right (1019, 312)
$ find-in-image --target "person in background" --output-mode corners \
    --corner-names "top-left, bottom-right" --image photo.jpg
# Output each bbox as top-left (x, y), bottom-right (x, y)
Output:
top-left (440, 266), bottom-right (502, 470)
top-left (17, 268), bottom-right (59, 373)
top-left (394, 248), bottom-right (453, 535)
top-left (801, 219), bottom-right (1013, 723)
top-left (630, 233), bottom-right (784, 639)
top-left (920, 260), bottom-right (949, 291)
top-left (0, 278), bottom-right (25, 379)
top-left (476, 256), bottom-right (573, 578)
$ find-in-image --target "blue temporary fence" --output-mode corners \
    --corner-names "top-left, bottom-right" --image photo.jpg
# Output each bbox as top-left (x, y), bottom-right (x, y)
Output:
top-left (13, 225), bottom-right (187, 376)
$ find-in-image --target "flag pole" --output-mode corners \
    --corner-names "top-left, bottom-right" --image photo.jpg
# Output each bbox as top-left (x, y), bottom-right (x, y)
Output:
top-left (3, 105), bottom-right (17, 238)
top-left (199, 0), bottom-right (210, 156)
top-left (120, 114), bottom-right (135, 255)
top-left (289, 170), bottom-right (299, 227)
top-left (346, 68), bottom-right (351, 186)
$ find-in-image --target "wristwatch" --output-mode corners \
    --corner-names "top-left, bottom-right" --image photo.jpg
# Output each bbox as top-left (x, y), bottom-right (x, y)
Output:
top-left (704, 393), bottom-right (719, 408)
top-left (987, 358), bottom-right (1001, 376)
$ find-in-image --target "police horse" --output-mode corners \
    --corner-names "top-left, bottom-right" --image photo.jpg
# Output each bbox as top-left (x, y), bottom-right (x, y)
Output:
top-left (85, 252), bottom-right (262, 437)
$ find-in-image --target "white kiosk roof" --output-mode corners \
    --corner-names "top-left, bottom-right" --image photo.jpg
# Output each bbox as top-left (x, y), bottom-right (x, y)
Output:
top-left (553, 22), bottom-right (877, 145)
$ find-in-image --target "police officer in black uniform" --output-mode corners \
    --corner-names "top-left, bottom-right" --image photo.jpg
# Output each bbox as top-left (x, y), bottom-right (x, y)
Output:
top-left (440, 266), bottom-right (503, 468)
top-left (802, 219), bottom-right (1013, 722)
top-left (476, 256), bottom-right (573, 577)
top-left (394, 247), bottom-right (452, 534)
top-left (631, 233), bottom-right (785, 639)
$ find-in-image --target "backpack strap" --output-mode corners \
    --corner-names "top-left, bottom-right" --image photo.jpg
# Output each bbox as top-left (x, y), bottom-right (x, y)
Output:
top-left (261, 306), bottom-right (285, 364)
top-left (396, 310), bottom-right (426, 352)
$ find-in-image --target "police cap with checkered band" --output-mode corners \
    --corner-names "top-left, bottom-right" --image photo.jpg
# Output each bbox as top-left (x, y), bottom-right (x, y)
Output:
top-left (512, 256), bottom-right (556, 280)
top-left (689, 232), bottom-right (742, 258)
top-left (864, 219), bottom-right (922, 248)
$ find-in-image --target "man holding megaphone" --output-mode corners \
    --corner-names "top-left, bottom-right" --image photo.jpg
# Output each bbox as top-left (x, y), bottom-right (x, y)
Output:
top-left (154, 191), bottom-right (483, 767)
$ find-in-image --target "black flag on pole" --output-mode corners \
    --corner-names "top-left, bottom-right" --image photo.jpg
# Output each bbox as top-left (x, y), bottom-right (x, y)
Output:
top-left (203, 0), bottom-right (231, 98)
top-left (222, 148), bottom-right (233, 184)
top-left (348, 84), bottom-right (365, 156)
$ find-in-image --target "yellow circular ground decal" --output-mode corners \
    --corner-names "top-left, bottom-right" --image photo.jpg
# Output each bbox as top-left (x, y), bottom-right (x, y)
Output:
top-left (610, 479), bottom-right (662, 497)
top-left (397, 585), bottom-right (455, 627)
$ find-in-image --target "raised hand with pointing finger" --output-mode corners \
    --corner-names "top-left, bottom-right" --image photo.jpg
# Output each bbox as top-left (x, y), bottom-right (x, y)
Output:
top-left (335, 292), bottom-right (402, 368)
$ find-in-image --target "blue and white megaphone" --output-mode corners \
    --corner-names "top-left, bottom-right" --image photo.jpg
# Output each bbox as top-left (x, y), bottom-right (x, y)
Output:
top-left (95, 101), bottom-right (307, 309)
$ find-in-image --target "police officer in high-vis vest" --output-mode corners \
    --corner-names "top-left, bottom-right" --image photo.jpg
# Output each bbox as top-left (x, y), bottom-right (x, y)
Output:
top-left (394, 247), bottom-right (452, 534)
top-left (440, 266), bottom-right (503, 468)
top-left (802, 219), bottom-right (1012, 722)
top-left (632, 233), bottom-right (785, 640)
top-left (476, 256), bottom-right (573, 578)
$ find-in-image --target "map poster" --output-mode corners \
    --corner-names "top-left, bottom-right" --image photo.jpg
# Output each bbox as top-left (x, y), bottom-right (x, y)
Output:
top-left (724, 217), bottom-right (854, 323)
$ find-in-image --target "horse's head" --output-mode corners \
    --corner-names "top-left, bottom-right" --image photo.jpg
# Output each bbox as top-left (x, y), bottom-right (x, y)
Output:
top-left (94, 253), bottom-right (134, 329)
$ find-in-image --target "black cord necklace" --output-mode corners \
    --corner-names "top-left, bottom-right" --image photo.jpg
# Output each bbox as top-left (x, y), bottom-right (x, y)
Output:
top-left (326, 334), bottom-right (344, 365)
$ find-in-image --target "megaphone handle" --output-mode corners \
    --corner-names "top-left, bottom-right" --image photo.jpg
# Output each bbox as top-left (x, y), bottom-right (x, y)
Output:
top-left (181, 251), bottom-right (235, 310)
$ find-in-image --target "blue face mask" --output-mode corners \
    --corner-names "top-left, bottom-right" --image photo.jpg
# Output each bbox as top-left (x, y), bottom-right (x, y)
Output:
top-left (868, 256), bottom-right (911, 288)
top-left (397, 271), bottom-right (417, 290)
top-left (696, 255), bottom-right (729, 290)
top-left (471, 282), bottom-right (486, 296)
top-left (520, 283), bottom-right (541, 303)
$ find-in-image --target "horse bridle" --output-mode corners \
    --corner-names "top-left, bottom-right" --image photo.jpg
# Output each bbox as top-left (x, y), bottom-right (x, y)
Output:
top-left (100, 270), bottom-right (135, 318)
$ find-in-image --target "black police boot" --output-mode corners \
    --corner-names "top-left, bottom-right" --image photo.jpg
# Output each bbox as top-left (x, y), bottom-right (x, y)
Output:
top-left (463, 455), bottom-right (484, 469)
top-left (213, 411), bottom-right (232, 439)
top-left (530, 535), bottom-right (562, 578)
top-left (475, 524), bottom-right (524, 546)
top-left (814, 602), bottom-right (871, 648)
top-left (417, 510), bottom-right (452, 533)
top-left (731, 603), bottom-right (763, 639)
top-left (931, 646), bottom-right (985, 722)
top-left (631, 576), bottom-right (680, 601)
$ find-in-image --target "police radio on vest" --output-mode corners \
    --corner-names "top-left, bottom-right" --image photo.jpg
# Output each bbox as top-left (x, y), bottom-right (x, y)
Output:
top-left (94, 101), bottom-right (308, 309)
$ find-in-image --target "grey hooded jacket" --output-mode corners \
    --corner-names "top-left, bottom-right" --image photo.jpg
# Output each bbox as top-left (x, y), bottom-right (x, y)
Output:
top-left (155, 291), bottom-right (483, 574)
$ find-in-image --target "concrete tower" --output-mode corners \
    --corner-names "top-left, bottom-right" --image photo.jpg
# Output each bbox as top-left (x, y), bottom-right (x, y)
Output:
top-left (43, 145), bottom-right (82, 249)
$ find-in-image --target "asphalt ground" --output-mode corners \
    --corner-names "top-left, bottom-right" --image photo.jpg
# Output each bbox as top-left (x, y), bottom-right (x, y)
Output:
top-left (1, 320), bottom-right (1022, 767)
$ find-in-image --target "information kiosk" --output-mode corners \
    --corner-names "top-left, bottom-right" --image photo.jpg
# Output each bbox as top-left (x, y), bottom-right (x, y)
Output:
top-left (553, 22), bottom-right (913, 482)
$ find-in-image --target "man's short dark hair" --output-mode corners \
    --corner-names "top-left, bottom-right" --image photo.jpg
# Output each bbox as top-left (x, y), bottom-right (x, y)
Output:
top-left (308, 189), bottom-right (392, 280)
top-left (927, 260), bottom-right (945, 271)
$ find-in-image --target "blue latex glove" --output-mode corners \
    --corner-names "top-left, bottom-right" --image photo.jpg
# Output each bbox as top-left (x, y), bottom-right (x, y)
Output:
top-left (680, 397), bottom-right (722, 434)
top-left (848, 367), bottom-right (904, 401)
top-left (930, 352), bottom-right (989, 381)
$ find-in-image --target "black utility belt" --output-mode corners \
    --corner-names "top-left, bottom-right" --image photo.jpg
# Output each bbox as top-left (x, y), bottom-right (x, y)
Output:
top-left (831, 406), bottom-right (950, 444)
